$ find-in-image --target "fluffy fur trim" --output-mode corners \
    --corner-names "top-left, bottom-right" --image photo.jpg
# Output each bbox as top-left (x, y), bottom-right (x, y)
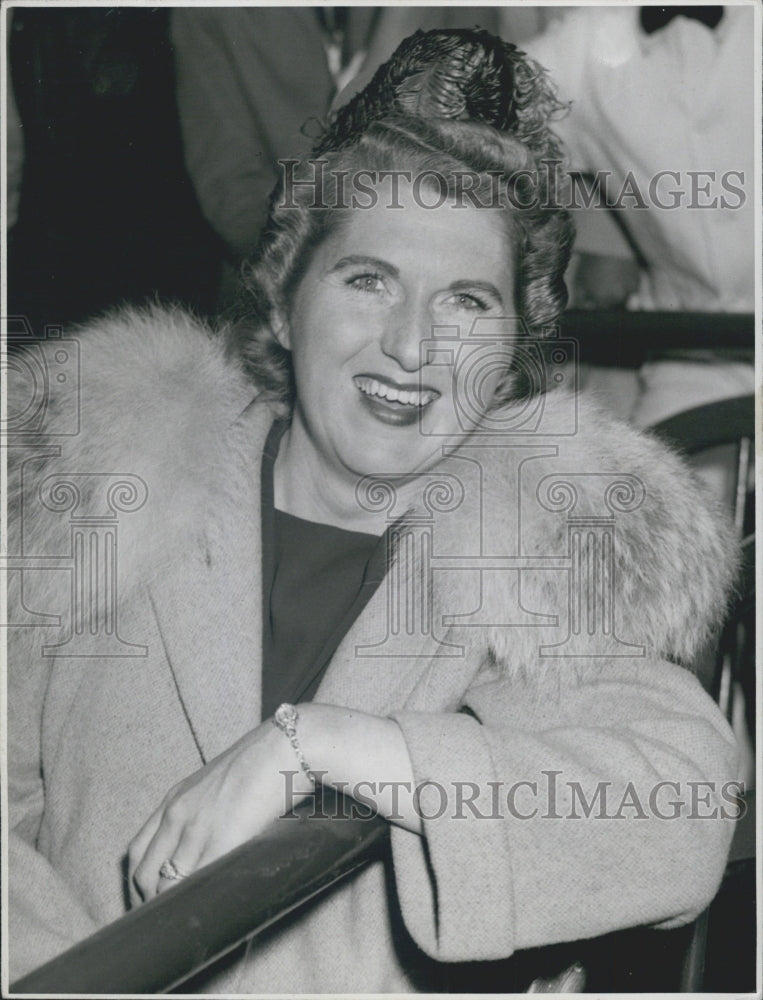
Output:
top-left (7, 305), bottom-right (255, 633)
top-left (7, 306), bottom-right (738, 673)
top-left (413, 390), bottom-right (739, 672)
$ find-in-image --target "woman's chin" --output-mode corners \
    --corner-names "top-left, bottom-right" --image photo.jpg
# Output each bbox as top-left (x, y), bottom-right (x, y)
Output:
top-left (340, 437), bottom-right (454, 486)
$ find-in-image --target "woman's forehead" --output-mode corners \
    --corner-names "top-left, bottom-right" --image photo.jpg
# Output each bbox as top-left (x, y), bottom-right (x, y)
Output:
top-left (320, 191), bottom-right (515, 281)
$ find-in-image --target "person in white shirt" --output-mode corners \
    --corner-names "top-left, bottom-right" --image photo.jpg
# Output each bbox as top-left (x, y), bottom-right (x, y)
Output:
top-left (516, 5), bottom-right (754, 430)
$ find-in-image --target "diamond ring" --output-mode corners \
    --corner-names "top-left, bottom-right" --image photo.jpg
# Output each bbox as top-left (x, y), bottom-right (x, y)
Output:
top-left (159, 858), bottom-right (189, 881)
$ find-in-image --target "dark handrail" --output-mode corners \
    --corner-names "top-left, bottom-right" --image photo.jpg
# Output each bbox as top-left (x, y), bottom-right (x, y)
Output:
top-left (558, 309), bottom-right (753, 353)
top-left (11, 791), bottom-right (389, 995)
top-left (6, 310), bottom-right (754, 356)
top-left (11, 788), bottom-right (755, 994)
top-left (650, 394), bottom-right (755, 454)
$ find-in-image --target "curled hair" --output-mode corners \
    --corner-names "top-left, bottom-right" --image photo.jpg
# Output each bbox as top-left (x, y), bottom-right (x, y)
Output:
top-left (230, 31), bottom-right (574, 411)
top-left (315, 28), bottom-right (567, 163)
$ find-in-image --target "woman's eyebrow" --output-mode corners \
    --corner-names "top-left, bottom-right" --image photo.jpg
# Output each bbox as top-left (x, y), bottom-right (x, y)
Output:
top-left (448, 279), bottom-right (505, 304)
top-left (332, 254), bottom-right (399, 278)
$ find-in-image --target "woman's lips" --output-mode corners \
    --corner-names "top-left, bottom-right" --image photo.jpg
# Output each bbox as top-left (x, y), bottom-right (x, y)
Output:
top-left (353, 374), bottom-right (441, 427)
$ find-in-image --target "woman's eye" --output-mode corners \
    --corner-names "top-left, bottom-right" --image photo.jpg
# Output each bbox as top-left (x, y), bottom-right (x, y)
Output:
top-left (347, 273), bottom-right (385, 294)
top-left (449, 292), bottom-right (489, 311)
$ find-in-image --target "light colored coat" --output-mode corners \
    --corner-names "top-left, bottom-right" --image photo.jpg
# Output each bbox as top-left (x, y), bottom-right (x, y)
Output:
top-left (8, 307), bottom-right (739, 992)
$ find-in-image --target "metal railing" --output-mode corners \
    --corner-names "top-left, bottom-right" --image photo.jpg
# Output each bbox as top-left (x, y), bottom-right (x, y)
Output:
top-left (11, 791), bottom-right (389, 994)
top-left (559, 309), bottom-right (755, 364)
top-left (10, 784), bottom-right (755, 996)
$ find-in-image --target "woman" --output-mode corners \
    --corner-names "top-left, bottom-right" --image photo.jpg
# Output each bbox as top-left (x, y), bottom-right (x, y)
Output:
top-left (8, 29), bottom-right (739, 993)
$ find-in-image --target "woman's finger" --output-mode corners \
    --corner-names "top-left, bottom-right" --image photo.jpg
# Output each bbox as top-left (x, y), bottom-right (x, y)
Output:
top-left (132, 804), bottom-right (187, 900)
top-left (127, 782), bottom-right (180, 875)
top-left (155, 821), bottom-right (206, 894)
top-left (127, 808), bottom-right (164, 899)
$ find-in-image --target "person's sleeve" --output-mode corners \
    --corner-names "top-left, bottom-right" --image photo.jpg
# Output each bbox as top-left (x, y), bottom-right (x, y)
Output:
top-left (7, 631), bottom-right (99, 980)
top-left (169, 9), bottom-right (280, 261)
top-left (389, 657), bottom-right (738, 962)
top-left (520, 7), bottom-right (644, 177)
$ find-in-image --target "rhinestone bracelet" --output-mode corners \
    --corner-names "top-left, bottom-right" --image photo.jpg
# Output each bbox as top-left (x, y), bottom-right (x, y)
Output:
top-left (272, 703), bottom-right (317, 783)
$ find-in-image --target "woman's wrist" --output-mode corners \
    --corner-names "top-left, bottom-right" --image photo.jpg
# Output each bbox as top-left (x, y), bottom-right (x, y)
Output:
top-left (272, 703), bottom-right (318, 783)
top-left (267, 707), bottom-right (315, 806)
top-left (291, 703), bottom-right (422, 834)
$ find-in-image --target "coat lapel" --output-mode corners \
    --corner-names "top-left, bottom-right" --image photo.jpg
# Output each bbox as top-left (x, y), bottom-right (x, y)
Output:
top-left (146, 397), bottom-right (489, 750)
top-left (315, 574), bottom-right (488, 716)
top-left (314, 580), bottom-right (434, 714)
top-left (148, 400), bottom-right (273, 762)
top-left (314, 519), bottom-right (483, 715)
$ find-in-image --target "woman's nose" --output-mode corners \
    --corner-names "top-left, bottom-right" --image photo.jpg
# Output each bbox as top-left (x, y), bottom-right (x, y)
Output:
top-left (380, 301), bottom-right (430, 372)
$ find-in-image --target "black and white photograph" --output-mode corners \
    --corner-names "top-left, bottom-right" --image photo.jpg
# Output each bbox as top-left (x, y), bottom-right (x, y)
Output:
top-left (2, 2), bottom-right (758, 994)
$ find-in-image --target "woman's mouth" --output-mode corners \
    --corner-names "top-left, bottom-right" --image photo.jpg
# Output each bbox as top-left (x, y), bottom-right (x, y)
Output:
top-left (353, 375), bottom-right (441, 427)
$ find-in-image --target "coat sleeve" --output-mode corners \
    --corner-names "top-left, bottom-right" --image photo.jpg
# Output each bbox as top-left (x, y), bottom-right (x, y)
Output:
top-left (7, 632), bottom-right (99, 980)
top-left (389, 656), bottom-right (739, 963)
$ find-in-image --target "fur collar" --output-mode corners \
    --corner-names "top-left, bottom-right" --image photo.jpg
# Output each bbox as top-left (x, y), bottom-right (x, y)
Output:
top-left (8, 305), bottom-right (738, 672)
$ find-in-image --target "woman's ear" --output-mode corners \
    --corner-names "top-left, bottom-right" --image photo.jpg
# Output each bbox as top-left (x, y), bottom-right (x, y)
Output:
top-left (270, 309), bottom-right (292, 350)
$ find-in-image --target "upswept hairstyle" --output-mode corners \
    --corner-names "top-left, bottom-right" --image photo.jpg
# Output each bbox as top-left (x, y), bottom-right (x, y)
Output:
top-left (230, 29), bottom-right (574, 410)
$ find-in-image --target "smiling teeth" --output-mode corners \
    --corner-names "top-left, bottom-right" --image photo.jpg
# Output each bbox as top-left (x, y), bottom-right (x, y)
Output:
top-left (354, 377), bottom-right (439, 407)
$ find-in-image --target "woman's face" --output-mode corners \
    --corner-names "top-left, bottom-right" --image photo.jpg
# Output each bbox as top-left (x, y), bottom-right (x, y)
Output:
top-left (277, 184), bottom-right (517, 485)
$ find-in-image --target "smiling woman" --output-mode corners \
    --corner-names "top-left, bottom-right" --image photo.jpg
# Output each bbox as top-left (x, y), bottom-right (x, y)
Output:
top-left (7, 27), bottom-right (740, 995)
top-left (233, 112), bottom-right (570, 530)
top-left (272, 178), bottom-right (518, 525)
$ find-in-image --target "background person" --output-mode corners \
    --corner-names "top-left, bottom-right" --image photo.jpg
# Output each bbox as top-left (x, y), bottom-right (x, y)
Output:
top-left (170, 7), bottom-right (375, 308)
top-left (170, 7), bottom-right (504, 310)
top-left (517, 4), bottom-right (755, 429)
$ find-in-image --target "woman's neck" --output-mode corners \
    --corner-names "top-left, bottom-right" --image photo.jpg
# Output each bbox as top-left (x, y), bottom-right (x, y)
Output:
top-left (273, 419), bottom-right (390, 534)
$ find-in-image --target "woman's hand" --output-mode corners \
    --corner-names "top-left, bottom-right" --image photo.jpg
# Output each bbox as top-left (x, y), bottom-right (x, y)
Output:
top-left (128, 719), bottom-right (313, 900)
top-left (129, 703), bottom-right (420, 900)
